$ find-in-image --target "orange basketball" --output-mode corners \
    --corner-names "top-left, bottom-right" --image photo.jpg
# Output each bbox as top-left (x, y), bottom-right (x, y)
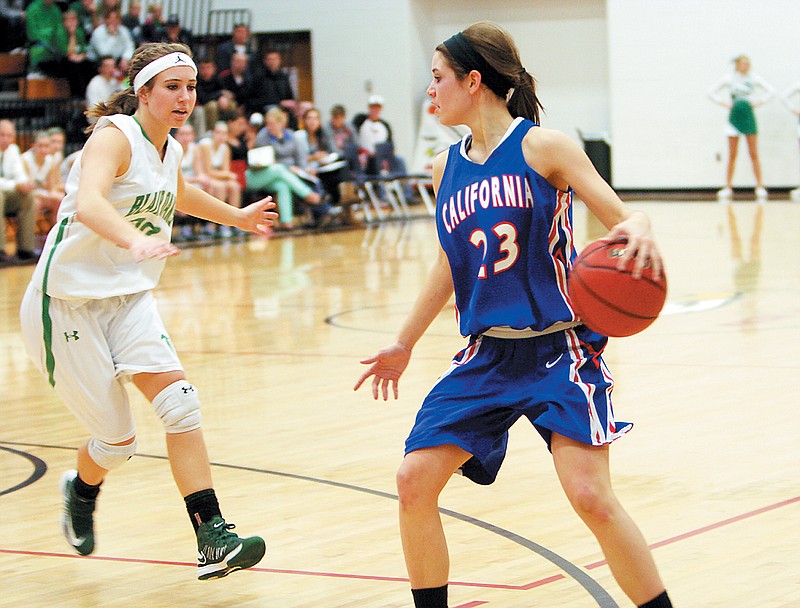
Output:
top-left (567, 238), bottom-right (667, 337)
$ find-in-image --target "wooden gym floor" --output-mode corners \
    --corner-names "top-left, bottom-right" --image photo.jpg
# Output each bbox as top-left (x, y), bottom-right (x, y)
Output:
top-left (1, 198), bottom-right (798, 607)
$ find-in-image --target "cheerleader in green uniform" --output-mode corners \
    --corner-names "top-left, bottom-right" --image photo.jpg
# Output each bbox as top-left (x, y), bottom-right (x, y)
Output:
top-left (782, 80), bottom-right (800, 202)
top-left (708, 55), bottom-right (774, 202)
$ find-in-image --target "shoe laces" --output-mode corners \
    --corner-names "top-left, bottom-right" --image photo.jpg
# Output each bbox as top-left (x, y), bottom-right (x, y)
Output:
top-left (204, 519), bottom-right (238, 544)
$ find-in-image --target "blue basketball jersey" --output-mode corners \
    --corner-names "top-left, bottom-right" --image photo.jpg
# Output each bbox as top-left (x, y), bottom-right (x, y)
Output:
top-left (436, 117), bottom-right (577, 337)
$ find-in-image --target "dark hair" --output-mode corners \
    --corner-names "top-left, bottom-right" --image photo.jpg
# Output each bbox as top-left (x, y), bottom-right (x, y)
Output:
top-left (85, 42), bottom-right (193, 132)
top-left (303, 107), bottom-right (329, 150)
top-left (436, 21), bottom-right (543, 124)
top-left (330, 104), bottom-right (346, 117)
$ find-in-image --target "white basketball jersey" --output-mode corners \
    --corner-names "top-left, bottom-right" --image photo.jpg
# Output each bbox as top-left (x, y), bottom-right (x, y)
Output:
top-left (30, 114), bottom-right (183, 300)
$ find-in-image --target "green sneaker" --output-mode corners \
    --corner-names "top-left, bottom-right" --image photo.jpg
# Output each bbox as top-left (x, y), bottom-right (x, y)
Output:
top-left (196, 516), bottom-right (266, 580)
top-left (60, 470), bottom-right (96, 556)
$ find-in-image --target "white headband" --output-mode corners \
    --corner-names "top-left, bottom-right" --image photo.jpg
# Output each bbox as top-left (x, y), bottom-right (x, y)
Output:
top-left (133, 52), bottom-right (197, 93)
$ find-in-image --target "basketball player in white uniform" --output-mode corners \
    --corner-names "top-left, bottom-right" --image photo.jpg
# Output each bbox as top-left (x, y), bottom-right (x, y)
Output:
top-left (19, 42), bottom-right (276, 580)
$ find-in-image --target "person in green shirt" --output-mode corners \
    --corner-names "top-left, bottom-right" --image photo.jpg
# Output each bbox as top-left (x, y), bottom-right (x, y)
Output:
top-left (27, 6), bottom-right (97, 97)
top-left (25, 0), bottom-right (65, 69)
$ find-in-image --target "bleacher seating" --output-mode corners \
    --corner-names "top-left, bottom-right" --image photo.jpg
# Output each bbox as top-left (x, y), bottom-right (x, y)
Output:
top-left (0, 51), bottom-right (28, 99)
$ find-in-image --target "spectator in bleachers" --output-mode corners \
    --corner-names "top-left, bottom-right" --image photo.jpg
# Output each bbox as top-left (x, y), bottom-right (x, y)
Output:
top-left (226, 114), bottom-right (252, 157)
top-left (197, 58), bottom-right (224, 104)
top-left (197, 121), bottom-right (242, 238)
top-left (173, 123), bottom-right (209, 242)
top-left (246, 107), bottom-right (325, 230)
top-left (160, 13), bottom-right (191, 47)
top-left (138, 1), bottom-right (163, 43)
top-left (354, 94), bottom-right (391, 175)
top-left (0, 119), bottom-right (37, 265)
top-left (218, 51), bottom-right (252, 108)
top-left (25, 0), bottom-right (66, 70)
top-left (121, 0), bottom-right (142, 45)
top-left (247, 49), bottom-right (296, 124)
top-left (85, 54), bottom-right (121, 108)
top-left (175, 124), bottom-right (208, 190)
top-left (57, 9), bottom-right (97, 92)
top-left (21, 130), bottom-right (64, 232)
top-left (296, 106), bottom-right (351, 207)
top-left (67, 0), bottom-right (98, 39)
top-left (191, 57), bottom-right (235, 137)
top-left (87, 7), bottom-right (134, 74)
top-left (214, 22), bottom-right (254, 75)
top-left (324, 103), bottom-right (360, 173)
top-left (353, 94), bottom-right (409, 178)
top-left (225, 113), bottom-right (251, 192)
top-left (47, 126), bottom-right (66, 167)
top-left (27, 5), bottom-right (97, 97)
top-left (246, 111), bottom-right (264, 146)
top-left (254, 107), bottom-right (309, 176)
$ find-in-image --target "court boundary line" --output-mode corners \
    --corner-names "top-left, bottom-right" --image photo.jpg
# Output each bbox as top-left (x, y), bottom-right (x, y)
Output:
top-left (1, 441), bottom-right (616, 605)
top-left (5, 441), bottom-right (799, 601)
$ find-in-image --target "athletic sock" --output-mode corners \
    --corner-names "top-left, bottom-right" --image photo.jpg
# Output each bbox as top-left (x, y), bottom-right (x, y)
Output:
top-left (73, 474), bottom-right (101, 500)
top-left (639, 590), bottom-right (672, 608)
top-left (411, 585), bottom-right (448, 608)
top-left (184, 488), bottom-right (222, 532)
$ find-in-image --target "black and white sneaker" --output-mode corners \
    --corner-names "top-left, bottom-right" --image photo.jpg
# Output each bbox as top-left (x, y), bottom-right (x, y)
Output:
top-left (196, 516), bottom-right (266, 580)
top-left (60, 470), bottom-right (96, 556)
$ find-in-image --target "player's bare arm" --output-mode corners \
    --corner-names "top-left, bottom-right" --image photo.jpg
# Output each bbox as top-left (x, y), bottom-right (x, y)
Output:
top-left (355, 150), bottom-right (454, 400)
top-left (524, 128), bottom-right (661, 277)
top-left (75, 126), bottom-right (142, 246)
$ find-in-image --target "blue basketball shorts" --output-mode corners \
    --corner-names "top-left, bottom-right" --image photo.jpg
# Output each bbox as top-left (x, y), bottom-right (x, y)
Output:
top-left (404, 326), bottom-right (632, 485)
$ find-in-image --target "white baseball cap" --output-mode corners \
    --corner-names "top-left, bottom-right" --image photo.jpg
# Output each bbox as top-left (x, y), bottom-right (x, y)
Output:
top-left (368, 94), bottom-right (384, 106)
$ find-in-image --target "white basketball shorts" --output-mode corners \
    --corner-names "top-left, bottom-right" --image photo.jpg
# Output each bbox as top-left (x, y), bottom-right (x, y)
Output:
top-left (20, 284), bottom-right (183, 443)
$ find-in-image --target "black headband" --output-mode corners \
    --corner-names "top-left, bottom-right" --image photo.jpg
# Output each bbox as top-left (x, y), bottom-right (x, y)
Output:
top-left (442, 32), bottom-right (513, 99)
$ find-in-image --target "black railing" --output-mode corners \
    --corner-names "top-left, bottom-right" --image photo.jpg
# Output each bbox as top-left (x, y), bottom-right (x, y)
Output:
top-left (126, 1), bottom-right (250, 38)
top-left (0, 97), bottom-right (88, 154)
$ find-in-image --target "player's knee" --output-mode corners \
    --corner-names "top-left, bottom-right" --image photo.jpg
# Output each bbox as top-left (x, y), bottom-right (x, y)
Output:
top-left (564, 481), bottom-right (615, 524)
top-left (88, 436), bottom-right (137, 470)
top-left (396, 461), bottom-right (433, 511)
top-left (152, 380), bottom-right (202, 433)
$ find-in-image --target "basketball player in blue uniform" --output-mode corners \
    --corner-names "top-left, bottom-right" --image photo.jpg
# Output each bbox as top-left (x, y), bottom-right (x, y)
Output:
top-left (20, 43), bottom-right (275, 580)
top-left (355, 22), bottom-right (672, 608)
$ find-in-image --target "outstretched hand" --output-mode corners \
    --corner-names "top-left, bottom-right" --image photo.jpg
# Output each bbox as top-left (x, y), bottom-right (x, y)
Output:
top-left (354, 343), bottom-right (412, 401)
top-left (239, 196), bottom-right (279, 235)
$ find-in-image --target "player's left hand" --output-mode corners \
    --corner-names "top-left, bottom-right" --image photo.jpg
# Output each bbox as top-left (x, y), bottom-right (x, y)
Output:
top-left (238, 197), bottom-right (278, 235)
top-left (606, 211), bottom-right (663, 280)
